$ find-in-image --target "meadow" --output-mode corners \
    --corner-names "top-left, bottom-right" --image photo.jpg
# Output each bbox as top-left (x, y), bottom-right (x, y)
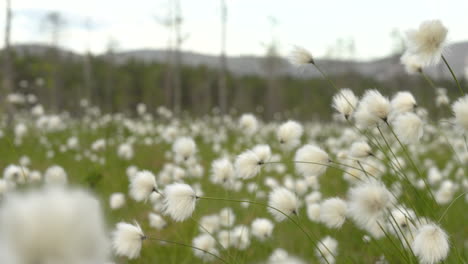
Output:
top-left (0, 19), bottom-right (467, 264)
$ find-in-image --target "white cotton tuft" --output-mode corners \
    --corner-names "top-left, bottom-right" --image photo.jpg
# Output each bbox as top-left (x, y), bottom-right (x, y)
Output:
top-left (235, 150), bottom-right (261, 179)
top-left (332, 89), bottom-right (358, 120)
top-left (348, 180), bottom-right (394, 238)
top-left (210, 158), bottom-right (235, 184)
top-left (163, 183), bottom-right (197, 222)
top-left (44, 165), bottom-right (67, 185)
top-left (277, 120), bottom-right (303, 149)
top-left (0, 187), bottom-right (110, 263)
top-left (392, 112), bottom-right (424, 144)
top-left (412, 224), bottom-right (449, 264)
top-left (404, 20), bottom-right (448, 66)
top-left (307, 203), bottom-right (321, 222)
top-left (316, 236), bottom-right (338, 264)
top-left (251, 218), bottom-right (274, 241)
top-left (358, 90), bottom-right (391, 124)
top-left (294, 144), bottom-right (330, 176)
top-left (110, 192), bottom-right (126, 210)
top-left (400, 53), bottom-right (423, 74)
top-left (148, 213), bottom-right (167, 229)
top-left (173, 137), bottom-right (197, 161)
top-left (391, 91), bottom-right (417, 114)
top-left (192, 234), bottom-right (219, 261)
top-left (219, 207), bottom-right (236, 227)
top-left (129, 170), bottom-right (157, 201)
top-left (320, 198), bottom-right (347, 229)
top-left (452, 95), bottom-right (468, 131)
top-left (268, 187), bottom-right (299, 222)
top-left (117, 142), bottom-right (134, 160)
top-left (112, 221), bottom-right (145, 260)
top-left (349, 141), bottom-right (373, 159)
top-left (289, 46), bottom-right (314, 66)
top-left (239, 113), bottom-right (258, 135)
top-left (199, 214), bottom-right (221, 233)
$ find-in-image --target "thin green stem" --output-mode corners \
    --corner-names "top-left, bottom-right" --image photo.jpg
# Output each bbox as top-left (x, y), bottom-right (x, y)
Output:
top-left (441, 55), bottom-right (464, 96)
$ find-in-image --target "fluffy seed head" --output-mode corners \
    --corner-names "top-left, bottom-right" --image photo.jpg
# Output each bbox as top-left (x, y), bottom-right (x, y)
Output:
top-left (316, 236), bottom-right (338, 264)
top-left (332, 89), bottom-right (358, 119)
top-left (163, 183), bottom-right (197, 222)
top-left (173, 137), bottom-right (197, 160)
top-left (452, 95), bottom-right (468, 131)
top-left (391, 91), bottom-right (417, 114)
top-left (239, 113), bottom-right (258, 135)
top-left (192, 234), bottom-right (218, 261)
top-left (129, 170), bottom-right (157, 201)
top-left (404, 20), bottom-right (448, 66)
top-left (110, 192), bottom-right (126, 210)
top-left (401, 53), bottom-right (423, 74)
top-left (393, 112), bottom-right (424, 144)
top-left (277, 120), bottom-right (303, 149)
top-left (235, 150), bottom-right (262, 179)
top-left (268, 187), bottom-right (299, 222)
top-left (210, 158), bottom-right (235, 184)
top-left (44, 165), bottom-right (67, 185)
top-left (289, 46), bottom-right (314, 65)
top-left (251, 218), bottom-right (274, 240)
top-left (320, 198), bottom-right (347, 229)
top-left (294, 144), bottom-right (329, 176)
top-left (360, 90), bottom-right (391, 122)
top-left (412, 224), bottom-right (449, 264)
top-left (349, 141), bottom-right (372, 159)
top-left (112, 221), bottom-right (145, 259)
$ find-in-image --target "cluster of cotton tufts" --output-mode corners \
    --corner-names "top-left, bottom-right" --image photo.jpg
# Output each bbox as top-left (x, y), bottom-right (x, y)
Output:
top-left (163, 183), bottom-right (197, 222)
top-left (251, 218), bottom-right (274, 241)
top-left (268, 187), bottom-right (299, 222)
top-left (192, 234), bottom-right (219, 261)
top-left (332, 89), bottom-right (358, 120)
top-left (277, 120), bottom-right (303, 150)
top-left (44, 165), bottom-right (67, 185)
top-left (239, 113), bottom-right (258, 135)
top-left (0, 187), bottom-right (110, 263)
top-left (129, 170), bottom-right (158, 201)
top-left (117, 142), bottom-right (134, 160)
top-left (403, 20), bottom-right (448, 67)
top-left (452, 95), bottom-right (468, 131)
top-left (355, 90), bottom-right (391, 128)
top-left (294, 144), bottom-right (330, 176)
top-left (173, 137), bottom-right (197, 161)
top-left (348, 180), bottom-right (394, 238)
top-left (112, 221), bottom-right (145, 259)
top-left (316, 236), bottom-right (338, 264)
top-left (319, 198), bottom-right (347, 229)
top-left (392, 112), bottom-right (424, 144)
top-left (412, 224), bottom-right (449, 264)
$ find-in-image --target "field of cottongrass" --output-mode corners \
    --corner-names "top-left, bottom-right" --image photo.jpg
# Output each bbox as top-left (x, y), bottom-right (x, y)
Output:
top-left (0, 20), bottom-right (467, 264)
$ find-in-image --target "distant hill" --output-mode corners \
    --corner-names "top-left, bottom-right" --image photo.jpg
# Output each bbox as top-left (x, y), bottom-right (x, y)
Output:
top-left (8, 42), bottom-right (468, 80)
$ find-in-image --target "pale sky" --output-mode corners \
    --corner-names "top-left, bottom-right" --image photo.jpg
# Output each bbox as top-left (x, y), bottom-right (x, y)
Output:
top-left (1, 0), bottom-right (467, 60)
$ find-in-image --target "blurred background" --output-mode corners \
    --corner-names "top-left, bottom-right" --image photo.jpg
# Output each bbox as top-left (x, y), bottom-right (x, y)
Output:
top-left (1, 0), bottom-right (467, 120)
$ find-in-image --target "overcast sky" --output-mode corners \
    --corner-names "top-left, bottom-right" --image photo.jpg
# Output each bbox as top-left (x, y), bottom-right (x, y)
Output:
top-left (1, 0), bottom-right (467, 60)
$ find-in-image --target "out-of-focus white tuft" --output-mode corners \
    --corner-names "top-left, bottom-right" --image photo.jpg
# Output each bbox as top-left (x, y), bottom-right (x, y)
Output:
top-left (320, 198), bottom-right (347, 229)
top-left (393, 112), bottom-right (424, 144)
top-left (404, 20), bottom-right (448, 66)
top-left (0, 187), bottom-right (110, 263)
top-left (277, 120), bottom-right (303, 149)
top-left (129, 170), bottom-right (157, 201)
top-left (289, 46), bottom-right (314, 66)
top-left (110, 192), bottom-right (126, 210)
top-left (268, 187), bottom-right (299, 222)
top-left (294, 144), bottom-right (329, 176)
top-left (251, 218), bottom-right (274, 241)
top-left (452, 95), bottom-right (468, 131)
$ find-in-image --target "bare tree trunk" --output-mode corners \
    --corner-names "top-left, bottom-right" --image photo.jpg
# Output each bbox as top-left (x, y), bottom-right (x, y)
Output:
top-left (3, 0), bottom-right (13, 126)
top-left (218, 0), bottom-right (228, 114)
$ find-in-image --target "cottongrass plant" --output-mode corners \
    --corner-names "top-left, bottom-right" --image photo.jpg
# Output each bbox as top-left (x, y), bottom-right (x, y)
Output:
top-left (1, 18), bottom-right (467, 264)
